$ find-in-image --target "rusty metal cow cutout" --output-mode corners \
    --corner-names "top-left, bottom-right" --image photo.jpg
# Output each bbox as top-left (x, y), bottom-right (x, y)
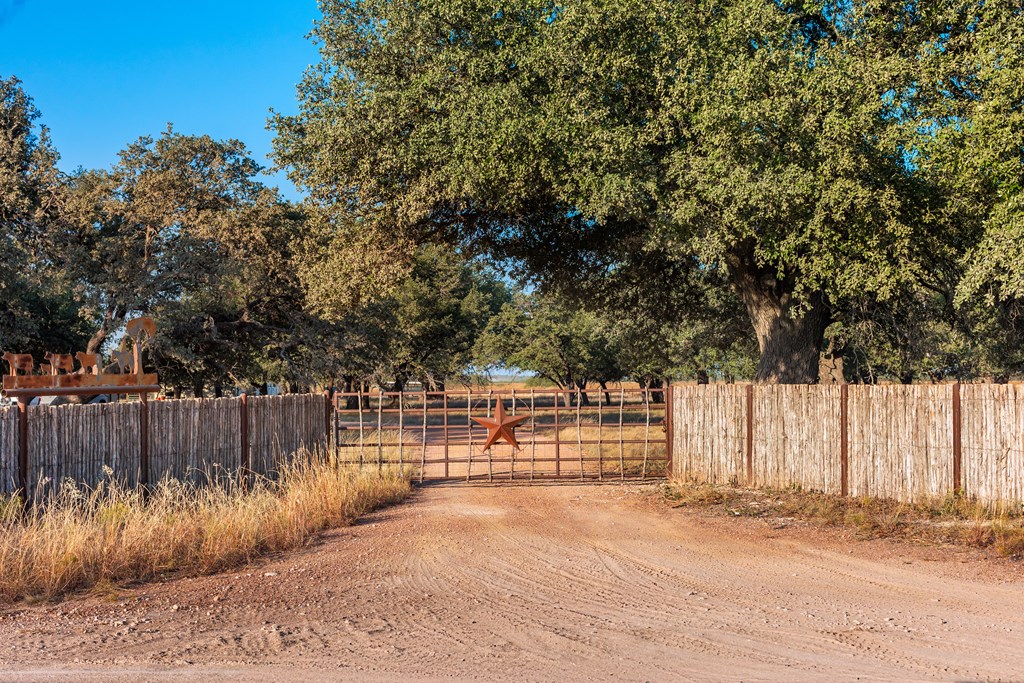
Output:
top-left (2, 317), bottom-right (160, 397)
top-left (44, 353), bottom-right (75, 375)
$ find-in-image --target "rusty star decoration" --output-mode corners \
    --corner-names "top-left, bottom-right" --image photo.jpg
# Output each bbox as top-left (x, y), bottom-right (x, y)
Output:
top-left (472, 400), bottom-right (530, 451)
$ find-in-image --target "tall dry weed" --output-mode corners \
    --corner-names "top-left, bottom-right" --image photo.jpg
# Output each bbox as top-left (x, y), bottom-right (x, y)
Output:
top-left (0, 457), bottom-right (411, 602)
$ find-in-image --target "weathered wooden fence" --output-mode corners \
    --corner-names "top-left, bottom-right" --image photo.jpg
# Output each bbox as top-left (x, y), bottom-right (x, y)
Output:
top-left (0, 407), bottom-right (17, 496)
top-left (672, 383), bottom-right (1024, 508)
top-left (0, 394), bottom-right (330, 494)
top-left (248, 394), bottom-right (329, 477)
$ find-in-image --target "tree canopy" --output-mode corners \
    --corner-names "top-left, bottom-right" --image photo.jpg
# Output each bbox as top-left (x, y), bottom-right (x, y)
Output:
top-left (4, 1), bottom-right (1024, 392)
top-left (273, 0), bottom-right (1024, 384)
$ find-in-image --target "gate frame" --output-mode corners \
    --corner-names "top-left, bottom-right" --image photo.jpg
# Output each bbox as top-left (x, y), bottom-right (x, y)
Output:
top-left (332, 386), bottom-right (672, 483)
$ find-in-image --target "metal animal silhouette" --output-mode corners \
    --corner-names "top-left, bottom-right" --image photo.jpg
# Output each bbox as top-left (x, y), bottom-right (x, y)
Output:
top-left (3, 319), bottom-right (159, 396)
top-left (44, 353), bottom-right (75, 375)
top-left (126, 317), bottom-right (156, 341)
top-left (2, 353), bottom-right (34, 375)
top-left (111, 350), bottom-right (136, 374)
top-left (76, 352), bottom-right (101, 375)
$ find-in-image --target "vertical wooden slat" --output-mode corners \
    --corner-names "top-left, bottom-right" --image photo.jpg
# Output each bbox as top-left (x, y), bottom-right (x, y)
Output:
top-left (17, 397), bottom-right (28, 509)
top-left (952, 382), bottom-right (962, 497)
top-left (240, 394), bottom-right (250, 483)
top-left (139, 394), bottom-right (149, 490)
top-left (841, 383), bottom-right (849, 497)
top-left (664, 383), bottom-right (672, 478)
top-left (745, 384), bottom-right (754, 485)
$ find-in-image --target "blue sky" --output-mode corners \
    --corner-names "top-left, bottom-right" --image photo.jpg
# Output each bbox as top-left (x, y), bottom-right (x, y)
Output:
top-left (0, 0), bottom-right (319, 200)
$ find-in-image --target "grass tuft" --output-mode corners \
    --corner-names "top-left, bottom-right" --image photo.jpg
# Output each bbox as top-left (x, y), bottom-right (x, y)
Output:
top-left (665, 480), bottom-right (1024, 555)
top-left (0, 456), bottom-right (411, 602)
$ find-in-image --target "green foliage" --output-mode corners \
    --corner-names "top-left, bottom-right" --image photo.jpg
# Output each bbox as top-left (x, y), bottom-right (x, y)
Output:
top-left (7, 1), bottom-right (1024, 390)
top-left (312, 244), bottom-right (509, 390)
top-left (148, 192), bottom-right (310, 393)
top-left (0, 75), bottom-right (90, 358)
top-left (273, 0), bottom-right (974, 382)
top-left (475, 292), bottom-right (618, 390)
top-left (272, 0), bottom-right (1024, 383)
top-left (58, 127), bottom-right (265, 354)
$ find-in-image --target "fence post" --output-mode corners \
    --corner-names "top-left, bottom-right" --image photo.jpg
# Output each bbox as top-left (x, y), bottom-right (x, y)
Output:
top-left (953, 383), bottom-right (962, 497)
top-left (240, 392), bottom-right (250, 483)
top-left (17, 397), bottom-right (29, 511)
top-left (745, 384), bottom-right (754, 485)
top-left (840, 383), bottom-right (849, 497)
top-left (323, 389), bottom-right (332, 462)
top-left (665, 383), bottom-right (673, 478)
top-left (140, 393), bottom-right (149, 490)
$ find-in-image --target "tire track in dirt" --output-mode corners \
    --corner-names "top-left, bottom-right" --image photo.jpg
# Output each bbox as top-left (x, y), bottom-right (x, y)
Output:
top-left (1, 484), bottom-right (1023, 682)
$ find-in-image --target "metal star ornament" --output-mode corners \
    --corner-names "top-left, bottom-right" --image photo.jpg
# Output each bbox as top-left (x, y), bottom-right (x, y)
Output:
top-left (472, 400), bottom-right (530, 451)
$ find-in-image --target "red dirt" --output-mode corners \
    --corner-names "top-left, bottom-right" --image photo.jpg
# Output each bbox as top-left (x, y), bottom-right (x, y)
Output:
top-left (1, 483), bottom-right (1023, 682)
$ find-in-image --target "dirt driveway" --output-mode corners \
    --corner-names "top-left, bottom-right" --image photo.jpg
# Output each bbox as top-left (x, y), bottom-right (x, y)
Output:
top-left (1, 484), bottom-right (1023, 682)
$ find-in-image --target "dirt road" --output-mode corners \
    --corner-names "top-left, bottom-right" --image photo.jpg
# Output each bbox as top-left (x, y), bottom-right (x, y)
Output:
top-left (1, 484), bottom-right (1023, 682)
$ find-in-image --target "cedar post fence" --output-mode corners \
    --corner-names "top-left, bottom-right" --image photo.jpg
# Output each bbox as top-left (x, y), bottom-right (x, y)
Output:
top-left (240, 392), bottom-right (250, 484)
top-left (672, 382), bottom-right (1024, 508)
top-left (745, 384), bottom-right (754, 485)
top-left (952, 382), bottom-right (963, 496)
top-left (2, 392), bottom-right (331, 497)
top-left (17, 397), bottom-right (28, 509)
top-left (140, 393), bottom-right (150, 490)
top-left (840, 383), bottom-right (849, 498)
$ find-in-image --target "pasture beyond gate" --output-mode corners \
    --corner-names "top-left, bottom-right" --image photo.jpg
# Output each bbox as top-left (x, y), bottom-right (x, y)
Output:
top-left (332, 388), bottom-right (670, 482)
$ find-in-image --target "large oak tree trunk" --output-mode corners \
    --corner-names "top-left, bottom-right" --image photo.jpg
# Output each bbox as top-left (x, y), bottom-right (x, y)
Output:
top-left (729, 250), bottom-right (831, 384)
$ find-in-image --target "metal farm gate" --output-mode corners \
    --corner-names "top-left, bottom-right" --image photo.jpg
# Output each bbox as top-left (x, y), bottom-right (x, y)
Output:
top-left (332, 388), bottom-right (671, 483)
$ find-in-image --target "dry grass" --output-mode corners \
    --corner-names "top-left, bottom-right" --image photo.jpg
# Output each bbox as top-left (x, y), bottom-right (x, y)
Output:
top-left (556, 425), bottom-right (667, 478)
top-left (0, 456), bottom-right (412, 602)
top-left (665, 481), bottom-right (1024, 559)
